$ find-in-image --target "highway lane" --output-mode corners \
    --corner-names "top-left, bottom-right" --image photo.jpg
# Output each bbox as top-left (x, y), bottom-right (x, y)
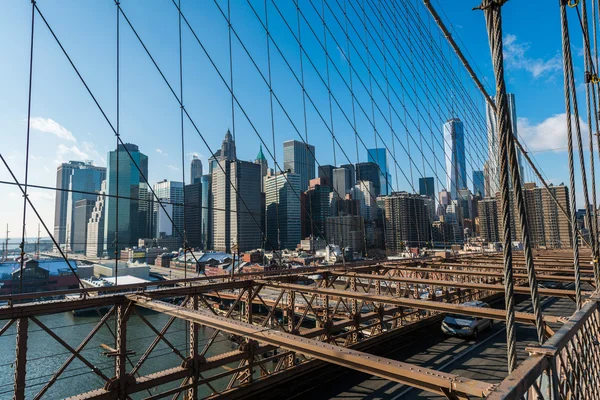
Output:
top-left (293, 293), bottom-right (576, 400)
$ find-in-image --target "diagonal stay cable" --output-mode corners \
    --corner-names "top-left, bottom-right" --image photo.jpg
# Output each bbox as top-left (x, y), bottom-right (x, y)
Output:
top-left (33, 2), bottom-right (203, 270)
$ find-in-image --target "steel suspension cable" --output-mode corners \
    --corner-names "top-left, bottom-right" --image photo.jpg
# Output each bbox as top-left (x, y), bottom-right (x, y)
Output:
top-left (178, 0), bottom-right (187, 282)
top-left (581, 0), bottom-right (600, 288)
top-left (423, 0), bottom-right (592, 248)
top-left (478, 0), bottom-right (517, 372)
top-left (18, 0), bottom-right (36, 295)
top-left (560, 0), bottom-right (587, 308)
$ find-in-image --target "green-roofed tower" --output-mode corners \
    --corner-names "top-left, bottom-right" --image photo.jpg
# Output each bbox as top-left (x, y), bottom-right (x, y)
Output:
top-left (255, 145), bottom-right (269, 191)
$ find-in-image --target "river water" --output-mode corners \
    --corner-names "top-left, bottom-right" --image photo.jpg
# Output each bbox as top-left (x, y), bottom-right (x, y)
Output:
top-left (0, 309), bottom-right (237, 399)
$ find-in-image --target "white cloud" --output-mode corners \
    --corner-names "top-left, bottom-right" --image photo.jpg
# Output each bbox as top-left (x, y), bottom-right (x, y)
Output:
top-left (167, 165), bottom-right (179, 171)
top-left (503, 34), bottom-right (562, 78)
top-left (56, 144), bottom-right (90, 163)
top-left (517, 113), bottom-right (588, 152)
top-left (30, 117), bottom-right (76, 142)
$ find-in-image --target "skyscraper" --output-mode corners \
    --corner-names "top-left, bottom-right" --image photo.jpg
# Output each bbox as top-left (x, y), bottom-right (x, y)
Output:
top-left (443, 118), bottom-right (467, 199)
top-left (419, 177), bottom-right (435, 198)
top-left (212, 160), bottom-right (262, 253)
top-left (208, 129), bottom-right (237, 174)
top-left (86, 180), bottom-right (107, 258)
top-left (71, 199), bottom-right (95, 253)
top-left (356, 162), bottom-right (381, 197)
top-left (383, 192), bottom-right (430, 252)
top-left (104, 143), bottom-right (149, 258)
top-left (152, 180), bottom-right (184, 240)
top-left (255, 145), bottom-right (269, 192)
top-left (478, 198), bottom-right (499, 243)
top-left (339, 163), bottom-right (356, 190)
top-left (184, 182), bottom-right (202, 249)
top-left (304, 178), bottom-right (332, 239)
top-left (200, 174), bottom-right (212, 250)
top-left (473, 171), bottom-right (485, 197)
top-left (54, 161), bottom-right (106, 249)
top-left (367, 148), bottom-right (391, 195)
top-left (318, 164), bottom-right (335, 189)
top-left (332, 168), bottom-right (350, 199)
top-left (190, 155), bottom-right (203, 184)
top-left (265, 172), bottom-right (302, 250)
top-left (283, 140), bottom-right (315, 191)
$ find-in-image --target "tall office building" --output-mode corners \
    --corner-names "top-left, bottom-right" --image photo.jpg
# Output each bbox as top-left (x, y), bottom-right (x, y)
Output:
top-left (473, 171), bottom-right (485, 197)
top-left (265, 172), bottom-right (302, 250)
top-left (339, 163), bottom-right (356, 190)
top-left (184, 182), bottom-right (202, 249)
top-left (71, 199), bottom-right (95, 253)
top-left (104, 143), bottom-right (149, 258)
top-left (304, 178), bottom-right (332, 239)
top-left (367, 148), bottom-right (391, 195)
top-left (486, 93), bottom-right (523, 196)
top-left (208, 129), bottom-right (237, 174)
top-left (326, 215), bottom-right (365, 252)
top-left (318, 164), bottom-right (335, 189)
top-left (283, 140), bottom-right (315, 191)
top-left (255, 145), bottom-right (269, 192)
top-left (332, 168), bottom-right (350, 199)
top-left (494, 182), bottom-right (572, 248)
top-left (356, 162), bottom-right (381, 197)
top-left (200, 174), bottom-right (212, 250)
top-left (54, 161), bottom-right (106, 250)
top-left (383, 192), bottom-right (430, 253)
top-left (478, 198), bottom-right (500, 243)
top-left (152, 180), bottom-right (184, 240)
top-left (353, 180), bottom-right (376, 222)
top-left (419, 177), bottom-right (435, 198)
top-left (86, 180), bottom-right (107, 258)
top-left (443, 118), bottom-right (467, 200)
top-left (212, 160), bottom-right (262, 253)
top-left (190, 155), bottom-right (203, 184)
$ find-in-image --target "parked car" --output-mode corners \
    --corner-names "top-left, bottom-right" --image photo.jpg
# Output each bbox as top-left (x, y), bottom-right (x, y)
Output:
top-left (441, 301), bottom-right (493, 340)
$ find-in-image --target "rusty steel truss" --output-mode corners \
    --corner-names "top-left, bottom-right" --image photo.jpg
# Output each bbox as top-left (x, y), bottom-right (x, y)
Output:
top-left (1, 251), bottom-right (598, 399)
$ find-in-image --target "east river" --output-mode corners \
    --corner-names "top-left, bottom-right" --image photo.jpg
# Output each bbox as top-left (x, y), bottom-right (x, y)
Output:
top-left (0, 309), bottom-right (237, 399)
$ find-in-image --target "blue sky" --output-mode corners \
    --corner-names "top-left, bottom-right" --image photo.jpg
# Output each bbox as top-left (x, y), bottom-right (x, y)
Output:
top-left (0, 0), bottom-right (593, 239)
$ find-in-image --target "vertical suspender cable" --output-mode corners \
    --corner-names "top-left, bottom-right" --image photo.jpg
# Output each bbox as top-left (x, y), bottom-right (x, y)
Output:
top-left (581, 0), bottom-right (600, 288)
top-left (479, 0), bottom-right (546, 346)
top-left (115, 1), bottom-right (120, 286)
top-left (179, 0), bottom-right (187, 283)
top-left (264, 0), bottom-right (281, 261)
top-left (560, 0), bottom-right (585, 308)
top-left (19, 0), bottom-right (36, 294)
top-left (478, 0), bottom-right (516, 372)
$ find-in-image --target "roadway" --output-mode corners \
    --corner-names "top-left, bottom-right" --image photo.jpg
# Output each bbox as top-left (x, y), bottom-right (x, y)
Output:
top-left (292, 292), bottom-right (576, 400)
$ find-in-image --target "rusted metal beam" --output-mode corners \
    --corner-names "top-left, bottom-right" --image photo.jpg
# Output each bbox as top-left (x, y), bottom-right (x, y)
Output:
top-left (381, 266), bottom-right (596, 283)
top-left (421, 262), bottom-right (595, 275)
top-left (13, 318), bottom-right (28, 400)
top-left (258, 281), bottom-right (566, 325)
top-left (333, 271), bottom-right (584, 298)
top-left (130, 295), bottom-right (495, 398)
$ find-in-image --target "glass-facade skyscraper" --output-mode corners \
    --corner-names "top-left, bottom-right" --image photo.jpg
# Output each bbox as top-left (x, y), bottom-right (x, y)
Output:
top-left (473, 170), bottom-right (485, 197)
top-left (283, 140), bottom-right (315, 192)
top-left (265, 172), bottom-right (301, 250)
top-left (104, 143), bottom-right (149, 257)
top-left (419, 177), bottom-right (435, 198)
top-left (54, 161), bottom-right (106, 250)
top-left (443, 118), bottom-right (467, 200)
top-left (367, 148), bottom-right (391, 195)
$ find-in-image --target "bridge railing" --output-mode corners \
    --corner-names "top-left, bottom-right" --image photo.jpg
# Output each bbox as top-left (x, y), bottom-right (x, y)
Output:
top-left (487, 294), bottom-right (600, 400)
